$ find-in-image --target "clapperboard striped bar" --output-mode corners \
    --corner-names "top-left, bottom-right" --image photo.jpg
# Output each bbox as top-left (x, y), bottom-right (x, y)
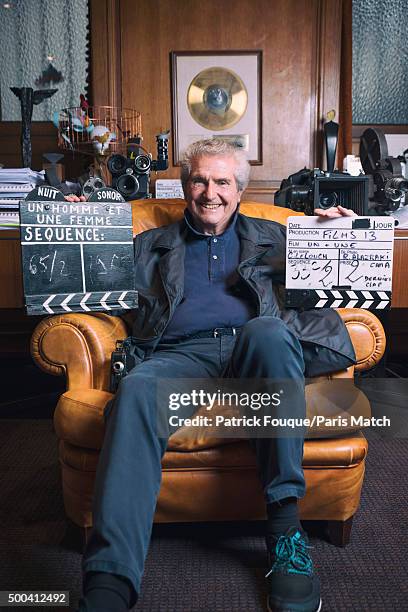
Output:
top-left (285, 289), bottom-right (392, 310)
top-left (26, 290), bottom-right (138, 315)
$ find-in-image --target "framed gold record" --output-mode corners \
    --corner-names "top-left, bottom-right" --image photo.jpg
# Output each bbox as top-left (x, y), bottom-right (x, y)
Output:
top-left (187, 67), bottom-right (248, 130)
top-left (171, 51), bottom-right (262, 165)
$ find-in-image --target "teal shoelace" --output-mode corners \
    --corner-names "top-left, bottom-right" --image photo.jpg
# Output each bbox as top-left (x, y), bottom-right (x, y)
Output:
top-left (265, 530), bottom-right (314, 577)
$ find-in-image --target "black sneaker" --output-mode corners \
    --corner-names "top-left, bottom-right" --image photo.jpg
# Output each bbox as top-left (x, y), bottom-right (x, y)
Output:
top-left (266, 527), bottom-right (321, 612)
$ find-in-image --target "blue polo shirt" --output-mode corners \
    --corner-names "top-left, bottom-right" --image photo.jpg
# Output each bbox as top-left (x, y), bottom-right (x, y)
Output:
top-left (161, 209), bottom-right (255, 341)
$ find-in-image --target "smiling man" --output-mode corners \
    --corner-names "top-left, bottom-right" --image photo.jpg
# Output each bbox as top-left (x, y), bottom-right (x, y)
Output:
top-left (77, 138), bottom-right (356, 612)
top-left (183, 153), bottom-right (244, 234)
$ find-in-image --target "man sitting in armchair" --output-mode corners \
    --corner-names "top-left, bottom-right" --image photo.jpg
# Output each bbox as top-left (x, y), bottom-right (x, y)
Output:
top-left (69, 138), bottom-right (356, 612)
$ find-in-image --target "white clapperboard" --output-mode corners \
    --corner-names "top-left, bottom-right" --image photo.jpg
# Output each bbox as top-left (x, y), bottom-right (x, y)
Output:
top-left (19, 186), bottom-right (138, 315)
top-left (285, 216), bottom-right (395, 309)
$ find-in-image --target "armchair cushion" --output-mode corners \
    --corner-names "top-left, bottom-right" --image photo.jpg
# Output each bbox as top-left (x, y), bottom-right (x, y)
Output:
top-left (60, 432), bottom-right (367, 474)
top-left (54, 377), bottom-right (370, 453)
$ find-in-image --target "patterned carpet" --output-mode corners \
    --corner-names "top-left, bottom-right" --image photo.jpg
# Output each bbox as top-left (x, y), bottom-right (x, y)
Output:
top-left (0, 419), bottom-right (407, 611)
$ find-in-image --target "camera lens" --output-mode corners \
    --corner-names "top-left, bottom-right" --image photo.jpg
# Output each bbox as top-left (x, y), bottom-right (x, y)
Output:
top-left (385, 177), bottom-right (408, 202)
top-left (94, 178), bottom-right (104, 189)
top-left (291, 187), bottom-right (309, 203)
top-left (108, 154), bottom-right (128, 175)
top-left (319, 191), bottom-right (338, 209)
top-left (113, 361), bottom-right (125, 373)
top-left (82, 182), bottom-right (93, 195)
top-left (116, 173), bottom-right (140, 199)
top-left (134, 154), bottom-right (151, 173)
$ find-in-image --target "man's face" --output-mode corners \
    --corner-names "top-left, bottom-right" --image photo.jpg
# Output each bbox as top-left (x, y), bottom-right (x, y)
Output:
top-left (184, 155), bottom-right (243, 235)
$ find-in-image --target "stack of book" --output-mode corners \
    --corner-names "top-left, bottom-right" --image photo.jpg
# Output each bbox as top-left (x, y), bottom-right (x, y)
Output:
top-left (0, 168), bottom-right (45, 229)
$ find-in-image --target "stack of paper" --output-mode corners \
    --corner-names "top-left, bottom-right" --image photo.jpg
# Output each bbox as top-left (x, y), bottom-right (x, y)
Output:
top-left (0, 168), bottom-right (45, 228)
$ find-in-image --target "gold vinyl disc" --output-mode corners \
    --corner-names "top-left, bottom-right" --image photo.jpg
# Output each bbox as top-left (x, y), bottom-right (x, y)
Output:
top-left (187, 67), bottom-right (248, 130)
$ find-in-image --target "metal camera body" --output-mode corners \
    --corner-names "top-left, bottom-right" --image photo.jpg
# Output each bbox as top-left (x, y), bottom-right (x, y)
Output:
top-left (274, 168), bottom-right (369, 216)
top-left (107, 133), bottom-right (169, 201)
top-left (81, 175), bottom-right (106, 198)
top-left (275, 120), bottom-right (369, 215)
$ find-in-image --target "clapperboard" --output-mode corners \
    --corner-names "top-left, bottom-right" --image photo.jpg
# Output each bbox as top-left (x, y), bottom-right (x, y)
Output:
top-left (285, 216), bottom-right (395, 309)
top-left (19, 186), bottom-right (138, 315)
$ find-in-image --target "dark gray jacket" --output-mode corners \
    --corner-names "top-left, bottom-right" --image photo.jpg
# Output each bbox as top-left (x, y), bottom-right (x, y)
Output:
top-left (127, 213), bottom-right (356, 376)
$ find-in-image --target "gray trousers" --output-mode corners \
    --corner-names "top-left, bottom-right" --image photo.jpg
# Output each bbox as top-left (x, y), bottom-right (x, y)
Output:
top-left (82, 316), bottom-right (306, 603)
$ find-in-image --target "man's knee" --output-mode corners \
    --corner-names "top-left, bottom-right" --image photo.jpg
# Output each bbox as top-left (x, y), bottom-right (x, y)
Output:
top-left (240, 317), bottom-right (293, 349)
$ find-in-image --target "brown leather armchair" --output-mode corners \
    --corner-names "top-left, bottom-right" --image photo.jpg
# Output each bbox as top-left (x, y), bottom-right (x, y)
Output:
top-left (31, 200), bottom-right (386, 547)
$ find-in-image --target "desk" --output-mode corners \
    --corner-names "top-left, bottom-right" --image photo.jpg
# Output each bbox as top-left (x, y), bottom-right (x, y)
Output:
top-left (0, 229), bottom-right (24, 308)
top-left (1, 228), bottom-right (408, 308)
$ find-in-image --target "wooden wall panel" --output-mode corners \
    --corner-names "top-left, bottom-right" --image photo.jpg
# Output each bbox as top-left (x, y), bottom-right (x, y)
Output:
top-left (90, 0), bottom-right (122, 109)
top-left (0, 123), bottom-right (58, 172)
top-left (90, 0), bottom-right (342, 200)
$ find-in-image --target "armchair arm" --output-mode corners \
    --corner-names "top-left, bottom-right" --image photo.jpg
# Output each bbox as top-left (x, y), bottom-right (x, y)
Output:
top-left (336, 308), bottom-right (386, 371)
top-left (30, 313), bottom-right (129, 391)
top-left (30, 307), bottom-right (385, 393)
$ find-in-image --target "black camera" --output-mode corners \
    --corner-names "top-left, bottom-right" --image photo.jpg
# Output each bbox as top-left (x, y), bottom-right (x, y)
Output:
top-left (274, 168), bottom-right (369, 216)
top-left (275, 119), bottom-right (369, 215)
top-left (107, 132), bottom-right (169, 200)
top-left (110, 339), bottom-right (135, 392)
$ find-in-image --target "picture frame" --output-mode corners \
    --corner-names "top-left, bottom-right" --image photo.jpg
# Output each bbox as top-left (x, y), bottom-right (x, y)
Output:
top-left (171, 50), bottom-right (262, 165)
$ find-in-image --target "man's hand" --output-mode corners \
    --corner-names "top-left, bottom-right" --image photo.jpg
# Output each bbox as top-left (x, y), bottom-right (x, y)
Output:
top-left (314, 205), bottom-right (357, 218)
top-left (64, 195), bottom-right (87, 202)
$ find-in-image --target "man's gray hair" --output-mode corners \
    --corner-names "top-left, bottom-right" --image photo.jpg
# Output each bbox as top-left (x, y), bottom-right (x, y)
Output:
top-left (180, 138), bottom-right (251, 192)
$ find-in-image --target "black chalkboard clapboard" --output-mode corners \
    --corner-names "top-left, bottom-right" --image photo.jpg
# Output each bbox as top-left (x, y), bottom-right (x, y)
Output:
top-left (19, 186), bottom-right (138, 315)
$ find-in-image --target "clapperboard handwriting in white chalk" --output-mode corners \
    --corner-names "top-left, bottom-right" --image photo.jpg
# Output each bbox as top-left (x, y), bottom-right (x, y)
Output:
top-left (20, 188), bottom-right (138, 315)
top-left (285, 216), bottom-right (395, 309)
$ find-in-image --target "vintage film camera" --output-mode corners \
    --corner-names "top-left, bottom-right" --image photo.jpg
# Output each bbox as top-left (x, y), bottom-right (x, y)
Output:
top-left (110, 339), bottom-right (136, 392)
top-left (359, 127), bottom-right (408, 213)
top-left (107, 132), bottom-right (170, 200)
top-left (275, 120), bottom-right (369, 215)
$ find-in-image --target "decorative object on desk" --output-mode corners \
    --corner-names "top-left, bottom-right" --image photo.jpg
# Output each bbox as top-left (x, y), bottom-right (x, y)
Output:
top-left (171, 51), bottom-right (262, 164)
top-left (19, 186), bottom-right (137, 315)
top-left (43, 152), bottom-right (64, 185)
top-left (55, 105), bottom-right (142, 188)
top-left (80, 93), bottom-right (89, 112)
top-left (35, 62), bottom-right (64, 87)
top-left (91, 125), bottom-right (114, 154)
top-left (55, 105), bottom-right (141, 157)
top-left (324, 110), bottom-right (339, 175)
top-left (10, 87), bottom-right (58, 167)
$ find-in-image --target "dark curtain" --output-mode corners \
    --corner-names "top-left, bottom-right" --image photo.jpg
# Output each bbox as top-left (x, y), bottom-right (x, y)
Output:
top-left (338, 0), bottom-right (353, 164)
